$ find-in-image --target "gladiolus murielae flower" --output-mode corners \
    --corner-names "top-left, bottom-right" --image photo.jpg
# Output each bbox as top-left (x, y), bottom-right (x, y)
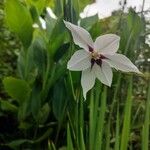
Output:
top-left (64, 21), bottom-right (141, 99)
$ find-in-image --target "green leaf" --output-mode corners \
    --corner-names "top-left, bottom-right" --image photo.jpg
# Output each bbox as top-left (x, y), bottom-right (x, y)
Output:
top-left (46, 15), bottom-right (57, 37)
top-left (5, 0), bottom-right (33, 48)
top-left (53, 0), bottom-right (63, 17)
top-left (34, 128), bottom-right (52, 143)
top-left (79, 0), bottom-right (92, 11)
top-left (120, 77), bottom-right (133, 150)
top-left (127, 9), bottom-right (144, 37)
top-left (0, 100), bottom-right (18, 112)
top-left (3, 77), bottom-right (31, 104)
top-left (30, 85), bottom-right (42, 120)
top-left (54, 43), bottom-right (70, 62)
top-left (52, 79), bottom-right (68, 123)
top-left (142, 80), bottom-right (150, 150)
top-left (26, 0), bottom-right (47, 15)
top-left (48, 17), bottom-right (67, 56)
top-left (6, 139), bottom-right (32, 149)
top-left (37, 103), bottom-right (50, 124)
top-left (67, 124), bottom-right (74, 150)
top-left (80, 14), bottom-right (98, 30)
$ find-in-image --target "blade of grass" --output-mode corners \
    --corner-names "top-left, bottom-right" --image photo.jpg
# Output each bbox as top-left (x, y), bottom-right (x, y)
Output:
top-left (142, 80), bottom-right (150, 150)
top-left (95, 86), bottom-right (107, 150)
top-left (67, 124), bottom-right (74, 150)
top-left (78, 92), bottom-right (85, 150)
top-left (79, 127), bottom-right (85, 150)
top-left (89, 89), bottom-right (95, 150)
top-left (89, 82), bottom-right (103, 150)
top-left (114, 104), bottom-right (120, 150)
top-left (120, 76), bottom-right (133, 150)
top-left (105, 119), bottom-right (111, 150)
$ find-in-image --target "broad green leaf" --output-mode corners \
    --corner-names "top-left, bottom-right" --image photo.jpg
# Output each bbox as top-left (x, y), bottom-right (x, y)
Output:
top-left (79, 0), bottom-right (92, 11)
top-left (5, 0), bottom-right (33, 48)
top-left (48, 17), bottom-right (67, 56)
top-left (26, 0), bottom-right (47, 15)
top-left (3, 77), bottom-right (31, 103)
top-left (80, 14), bottom-right (98, 30)
top-left (32, 32), bottom-right (47, 75)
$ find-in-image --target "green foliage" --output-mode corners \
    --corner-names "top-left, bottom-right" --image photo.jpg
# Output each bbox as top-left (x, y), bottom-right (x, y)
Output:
top-left (120, 77), bottom-right (133, 150)
top-left (26, 0), bottom-right (47, 15)
top-left (80, 14), bottom-right (99, 30)
top-left (5, 0), bottom-right (33, 48)
top-left (3, 77), bottom-right (31, 103)
top-left (0, 99), bottom-right (18, 112)
top-left (0, 0), bottom-right (149, 149)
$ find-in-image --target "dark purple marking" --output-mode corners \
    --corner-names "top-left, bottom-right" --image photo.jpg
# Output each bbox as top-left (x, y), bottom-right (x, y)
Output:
top-left (99, 54), bottom-right (106, 59)
top-left (91, 58), bottom-right (95, 68)
top-left (95, 59), bottom-right (102, 66)
top-left (88, 46), bottom-right (93, 52)
top-left (90, 55), bottom-right (107, 69)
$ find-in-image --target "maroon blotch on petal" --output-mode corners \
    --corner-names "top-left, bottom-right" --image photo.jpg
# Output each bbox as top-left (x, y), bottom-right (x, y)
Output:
top-left (95, 59), bottom-right (102, 66)
top-left (91, 58), bottom-right (95, 69)
top-left (88, 46), bottom-right (93, 52)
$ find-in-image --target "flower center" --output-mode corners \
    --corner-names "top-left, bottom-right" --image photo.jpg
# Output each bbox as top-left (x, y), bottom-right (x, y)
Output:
top-left (90, 51), bottom-right (106, 68)
top-left (91, 51), bottom-right (100, 60)
top-left (88, 46), bottom-right (107, 68)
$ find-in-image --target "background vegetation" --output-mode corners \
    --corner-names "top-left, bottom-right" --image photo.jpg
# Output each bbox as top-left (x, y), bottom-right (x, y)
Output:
top-left (0, 0), bottom-right (149, 149)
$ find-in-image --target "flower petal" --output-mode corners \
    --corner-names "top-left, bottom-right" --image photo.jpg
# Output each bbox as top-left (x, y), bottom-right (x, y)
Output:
top-left (81, 68), bottom-right (96, 99)
top-left (104, 54), bottom-right (141, 73)
top-left (64, 20), bottom-right (94, 51)
top-left (94, 34), bottom-right (120, 54)
top-left (93, 61), bottom-right (112, 86)
top-left (67, 50), bottom-right (91, 71)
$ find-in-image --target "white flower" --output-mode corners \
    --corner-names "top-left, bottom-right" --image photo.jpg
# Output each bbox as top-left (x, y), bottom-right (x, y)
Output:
top-left (64, 21), bottom-right (141, 99)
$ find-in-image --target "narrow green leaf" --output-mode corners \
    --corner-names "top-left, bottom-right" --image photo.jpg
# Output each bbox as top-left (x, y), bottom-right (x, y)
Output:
top-left (114, 105), bottom-right (120, 150)
top-left (34, 128), bottom-right (52, 143)
top-left (5, 139), bottom-right (32, 149)
top-left (67, 124), bottom-right (74, 150)
top-left (79, 127), bottom-right (85, 150)
top-left (52, 79), bottom-right (67, 123)
top-left (120, 77), bottom-right (133, 150)
top-left (142, 81), bottom-right (150, 150)
top-left (0, 100), bottom-right (18, 112)
top-left (95, 86), bottom-right (107, 150)
top-left (89, 89), bottom-right (95, 150)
